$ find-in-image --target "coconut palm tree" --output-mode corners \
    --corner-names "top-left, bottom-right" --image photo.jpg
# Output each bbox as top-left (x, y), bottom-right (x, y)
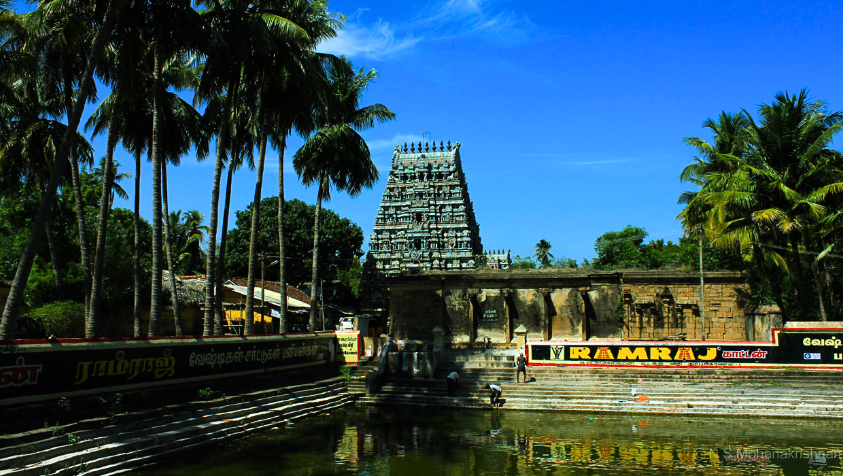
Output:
top-left (740, 90), bottom-right (843, 320)
top-left (168, 209), bottom-right (208, 275)
top-left (535, 239), bottom-right (554, 269)
top-left (196, 0), bottom-right (308, 336)
top-left (17, 4), bottom-right (99, 319)
top-left (293, 58), bottom-right (395, 331)
top-left (677, 111), bottom-right (789, 312)
top-left (681, 91), bottom-right (843, 322)
top-left (242, 1), bottom-right (340, 335)
top-left (0, 0), bottom-right (124, 339)
top-left (0, 67), bottom-right (94, 297)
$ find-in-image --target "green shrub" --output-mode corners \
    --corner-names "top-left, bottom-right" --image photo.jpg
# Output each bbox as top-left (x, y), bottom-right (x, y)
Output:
top-left (197, 387), bottom-right (214, 400)
top-left (339, 365), bottom-right (353, 383)
top-left (27, 301), bottom-right (85, 338)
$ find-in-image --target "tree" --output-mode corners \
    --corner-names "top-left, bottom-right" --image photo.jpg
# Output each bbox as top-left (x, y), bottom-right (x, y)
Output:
top-left (534, 239), bottom-right (554, 268)
top-left (238, 1), bottom-right (340, 336)
top-left (592, 226), bottom-right (648, 269)
top-left (196, 0), bottom-right (311, 336)
top-left (510, 255), bottom-right (536, 269)
top-left (293, 57), bottom-right (395, 331)
top-left (224, 197), bottom-right (364, 288)
top-left (741, 90), bottom-right (843, 320)
top-left (0, 0), bottom-right (124, 340)
top-left (168, 210), bottom-right (208, 276)
top-left (551, 257), bottom-right (578, 269)
top-left (679, 90), bottom-right (843, 322)
top-left (0, 166), bottom-right (152, 333)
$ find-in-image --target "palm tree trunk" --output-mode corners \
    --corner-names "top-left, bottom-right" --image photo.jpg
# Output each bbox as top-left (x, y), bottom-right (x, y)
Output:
top-left (64, 72), bottom-right (91, 319)
top-left (44, 216), bottom-right (63, 299)
top-left (788, 235), bottom-right (809, 320)
top-left (277, 136), bottom-right (287, 334)
top-left (750, 245), bottom-right (772, 299)
top-left (88, 113), bottom-right (119, 338)
top-left (244, 135), bottom-right (268, 336)
top-left (133, 149), bottom-right (143, 337)
top-left (823, 260), bottom-right (836, 319)
top-left (203, 73), bottom-right (237, 336)
top-left (812, 261), bottom-right (828, 322)
top-left (818, 237), bottom-right (837, 320)
top-left (752, 242), bottom-right (787, 322)
top-left (149, 46), bottom-right (165, 338)
top-left (0, 0), bottom-right (124, 340)
top-left (309, 174), bottom-right (325, 332)
top-left (214, 163), bottom-right (234, 335)
top-left (162, 161), bottom-right (184, 336)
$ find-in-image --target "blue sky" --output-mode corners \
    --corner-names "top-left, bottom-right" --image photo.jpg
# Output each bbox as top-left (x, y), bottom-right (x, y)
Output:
top-left (21, 0), bottom-right (843, 262)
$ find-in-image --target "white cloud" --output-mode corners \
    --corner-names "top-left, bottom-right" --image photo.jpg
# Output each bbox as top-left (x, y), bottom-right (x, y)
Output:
top-left (366, 133), bottom-right (424, 151)
top-left (567, 159), bottom-right (637, 166)
top-left (423, 0), bottom-right (536, 45)
top-left (319, 19), bottom-right (421, 60)
top-left (319, 1), bottom-right (537, 60)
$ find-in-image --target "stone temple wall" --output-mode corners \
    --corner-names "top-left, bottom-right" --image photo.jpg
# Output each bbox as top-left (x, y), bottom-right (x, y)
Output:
top-left (387, 269), bottom-right (761, 346)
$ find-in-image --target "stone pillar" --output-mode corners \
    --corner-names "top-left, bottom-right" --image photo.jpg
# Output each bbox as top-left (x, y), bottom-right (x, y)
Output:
top-left (355, 314), bottom-right (369, 337)
top-left (437, 288), bottom-right (445, 330)
top-left (467, 289), bottom-right (479, 345)
top-left (539, 288), bottom-right (552, 341)
top-left (432, 325), bottom-right (445, 352)
top-left (502, 289), bottom-right (513, 346)
top-left (579, 289), bottom-right (589, 341)
top-left (514, 324), bottom-right (527, 353)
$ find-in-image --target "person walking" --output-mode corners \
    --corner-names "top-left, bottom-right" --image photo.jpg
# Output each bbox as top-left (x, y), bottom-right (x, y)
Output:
top-left (515, 352), bottom-right (528, 384)
top-left (486, 384), bottom-right (502, 408)
top-left (446, 371), bottom-right (460, 396)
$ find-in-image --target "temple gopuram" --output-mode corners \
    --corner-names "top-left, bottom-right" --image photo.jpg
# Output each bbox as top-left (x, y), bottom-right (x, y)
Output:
top-left (361, 141), bottom-right (510, 317)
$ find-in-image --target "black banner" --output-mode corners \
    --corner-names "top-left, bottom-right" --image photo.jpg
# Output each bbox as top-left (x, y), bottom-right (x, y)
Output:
top-left (528, 330), bottom-right (843, 367)
top-left (0, 334), bottom-right (336, 406)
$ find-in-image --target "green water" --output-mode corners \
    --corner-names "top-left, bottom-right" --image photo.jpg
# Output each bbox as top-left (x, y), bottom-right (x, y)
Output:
top-left (133, 406), bottom-right (843, 475)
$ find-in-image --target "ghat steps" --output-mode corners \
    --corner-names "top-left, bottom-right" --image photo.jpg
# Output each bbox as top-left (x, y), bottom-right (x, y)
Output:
top-left (356, 351), bottom-right (843, 418)
top-left (0, 378), bottom-right (351, 476)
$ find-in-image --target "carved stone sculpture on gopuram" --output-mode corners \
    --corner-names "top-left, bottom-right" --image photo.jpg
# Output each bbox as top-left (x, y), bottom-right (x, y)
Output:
top-left (361, 140), bottom-right (508, 315)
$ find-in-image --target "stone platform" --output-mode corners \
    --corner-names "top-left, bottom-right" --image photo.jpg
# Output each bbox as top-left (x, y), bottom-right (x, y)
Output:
top-left (354, 351), bottom-right (843, 418)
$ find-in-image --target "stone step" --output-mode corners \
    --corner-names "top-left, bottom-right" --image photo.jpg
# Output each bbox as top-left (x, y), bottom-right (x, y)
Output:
top-left (2, 384), bottom-right (345, 473)
top-left (364, 361), bottom-right (843, 418)
top-left (384, 377), bottom-right (840, 390)
top-left (357, 394), bottom-right (843, 418)
top-left (376, 387), bottom-right (843, 404)
top-left (431, 370), bottom-right (843, 384)
top-left (0, 379), bottom-right (345, 458)
top-left (83, 394), bottom-right (352, 476)
top-left (0, 381), bottom-right (343, 468)
top-left (0, 379), bottom-right (351, 476)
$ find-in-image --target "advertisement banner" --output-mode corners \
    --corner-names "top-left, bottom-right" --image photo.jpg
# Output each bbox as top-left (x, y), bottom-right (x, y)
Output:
top-left (527, 329), bottom-right (843, 368)
top-left (0, 333), bottom-right (344, 406)
top-left (335, 332), bottom-right (360, 364)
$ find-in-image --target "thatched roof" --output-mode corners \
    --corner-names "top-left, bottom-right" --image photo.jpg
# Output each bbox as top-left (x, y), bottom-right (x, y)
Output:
top-left (161, 271), bottom-right (207, 307)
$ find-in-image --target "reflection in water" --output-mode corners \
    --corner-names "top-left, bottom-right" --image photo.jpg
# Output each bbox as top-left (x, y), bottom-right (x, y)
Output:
top-left (133, 406), bottom-right (843, 475)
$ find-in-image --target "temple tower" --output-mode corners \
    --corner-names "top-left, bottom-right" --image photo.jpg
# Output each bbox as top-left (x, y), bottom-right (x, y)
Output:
top-left (361, 141), bottom-right (485, 314)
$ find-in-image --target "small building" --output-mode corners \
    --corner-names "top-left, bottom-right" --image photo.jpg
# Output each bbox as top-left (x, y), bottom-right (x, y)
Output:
top-left (223, 278), bottom-right (312, 334)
